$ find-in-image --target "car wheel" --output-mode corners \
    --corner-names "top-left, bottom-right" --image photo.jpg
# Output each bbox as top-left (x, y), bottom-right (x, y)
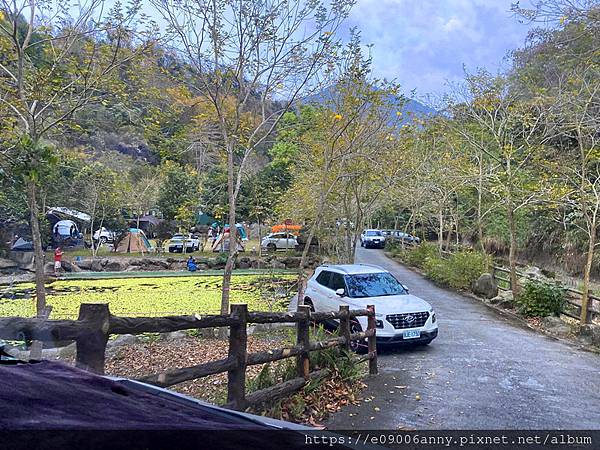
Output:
top-left (303, 298), bottom-right (315, 312)
top-left (348, 320), bottom-right (367, 353)
top-left (99, 237), bottom-right (107, 244)
top-left (267, 243), bottom-right (276, 252)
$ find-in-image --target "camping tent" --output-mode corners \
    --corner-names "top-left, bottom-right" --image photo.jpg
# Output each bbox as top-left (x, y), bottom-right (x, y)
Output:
top-left (115, 228), bottom-right (153, 253)
top-left (53, 220), bottom-right (79, 237)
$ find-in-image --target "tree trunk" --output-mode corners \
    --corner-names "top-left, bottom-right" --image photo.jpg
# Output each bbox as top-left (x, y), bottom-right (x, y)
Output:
top-left (438, 207), bottom-right (444, 253)
top-left (257, 217), bottom-right (262, 258)
top-left (28, 181), bottom-right (46, 315)
top-left (477, 155), bottom-right (485, 252)
top-left (580, 224), bottom-right (596, 325)
top-left (507, 205), bottom-right (519, 297)
top-left (221, 147), bottom-right (237, 315)
top-left (297, 226), bottom-right (317, 305)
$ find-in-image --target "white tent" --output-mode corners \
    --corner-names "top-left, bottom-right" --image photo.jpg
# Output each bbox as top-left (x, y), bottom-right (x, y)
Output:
top-left (53, 220), bottom-right (78, 237)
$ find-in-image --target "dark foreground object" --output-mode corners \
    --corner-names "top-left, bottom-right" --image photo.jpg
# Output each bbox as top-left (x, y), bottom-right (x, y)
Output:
top-left (0, 360), bottom-right (353, 450)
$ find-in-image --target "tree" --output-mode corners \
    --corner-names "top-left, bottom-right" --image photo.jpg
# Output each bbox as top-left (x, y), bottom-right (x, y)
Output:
top-left (449, 72), bottom-right (550, 296)
top-left (152, 0), bottom-right (353, 314)
top-left (0, 0), bottom-right (153, 318)
top-left (280, 36), bottom-right (405, 301)
top-left (74, 163), bottom-right (123, 257)
top-left (157, 161), bottom-right (200, 221)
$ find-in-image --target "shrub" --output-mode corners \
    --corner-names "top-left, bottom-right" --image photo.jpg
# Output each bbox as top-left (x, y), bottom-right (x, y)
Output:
top-left (422, 255), bottom-right (450, 285)
top-left (516, 280), bottom-right (565, 317)
top-left (404, 242), bottom-right (439, 269)
top-left (444, 251), bottom-right (491, 290)
top-left (422, 250), bottom-right (490, 290)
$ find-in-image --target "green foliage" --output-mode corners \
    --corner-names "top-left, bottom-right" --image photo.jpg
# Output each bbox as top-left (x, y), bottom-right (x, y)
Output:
top-left (157, 161), bottom-right (200, 221)
top-left (516, 280), bottom-right (566, 317)
top-left (401, 242), bottom-right (439, 269)
top-left (423, 251), bottom-right (490, 290)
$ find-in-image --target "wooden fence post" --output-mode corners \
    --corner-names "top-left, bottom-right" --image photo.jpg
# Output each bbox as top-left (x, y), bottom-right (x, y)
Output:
top-left (586, 291), bottom-right (594, 324)
top-left (367, 305), bottom-right (377, 375)
top-left (296, 304), bottom-right (311, 379)
top-left (75, 303), bottom-right (110, 374)
top-left (227, 304), bottom-right (248, 411)
top-left (339, 305), bottom-right (350, 351)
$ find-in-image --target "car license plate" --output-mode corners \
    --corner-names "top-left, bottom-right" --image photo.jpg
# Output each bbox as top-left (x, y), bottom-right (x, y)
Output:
top-left (403, 330), bottom-right (420, 339)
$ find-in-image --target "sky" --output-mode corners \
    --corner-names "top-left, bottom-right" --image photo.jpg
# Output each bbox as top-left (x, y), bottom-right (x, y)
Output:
top-left (345, 0), bottom-right (535, 98)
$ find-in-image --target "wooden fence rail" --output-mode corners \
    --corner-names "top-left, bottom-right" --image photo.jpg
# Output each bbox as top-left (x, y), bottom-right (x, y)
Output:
top-left (491, 265), bottom-right (598, 323)
top-left (0, 303), bottom-right (377, 411)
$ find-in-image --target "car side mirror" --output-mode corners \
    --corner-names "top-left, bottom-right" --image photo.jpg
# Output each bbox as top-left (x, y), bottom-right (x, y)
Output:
top-left (335, 288), bottom-right (345, 297)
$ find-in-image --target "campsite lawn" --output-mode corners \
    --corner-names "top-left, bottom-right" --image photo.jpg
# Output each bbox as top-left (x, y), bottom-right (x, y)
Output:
top-left (0, 274), bottom-right (296, 319)
top-left (44, 238), bottom-right (285, 259)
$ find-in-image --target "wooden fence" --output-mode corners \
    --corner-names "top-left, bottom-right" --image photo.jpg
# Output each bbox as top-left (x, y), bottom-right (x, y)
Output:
top-left (0, 303), bottom-right (377, 411)
top-left (492, 266), bottom-right (599, 323)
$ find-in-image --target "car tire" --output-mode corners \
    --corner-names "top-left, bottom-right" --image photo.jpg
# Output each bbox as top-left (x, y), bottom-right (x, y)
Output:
top-left (99, 236), bottom-right (108, 244)
top-left (348, 320), bottom-right (367, 354)
top-left (267, 243), bottom-right (276, 252)
top-left (303, 298), bottom-right (315, 312)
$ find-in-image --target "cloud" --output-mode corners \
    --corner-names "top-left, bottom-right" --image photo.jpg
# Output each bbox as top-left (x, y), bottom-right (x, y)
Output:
top-left (343, 0), bottom-right (533, 97)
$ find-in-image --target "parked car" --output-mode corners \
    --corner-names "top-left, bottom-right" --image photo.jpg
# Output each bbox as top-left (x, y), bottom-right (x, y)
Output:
top-left (360, 229), bottom-right (385, 248)
top-left (304, 264), bottom-right (438, 348)
top-left (168, 233), bottom-right (200, 253)
top-left (392, 230), bottom-right (421, 244)
top-left (261, 232), bottom-right (298, 251)
top-left (93, 227), bottom-right (117, 244)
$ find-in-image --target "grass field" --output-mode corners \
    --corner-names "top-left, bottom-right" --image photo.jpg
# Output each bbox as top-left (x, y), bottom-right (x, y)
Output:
top-left (45, 238), bottom-right (301, 259)
top-left (0, 274), bottom-right (297, 319)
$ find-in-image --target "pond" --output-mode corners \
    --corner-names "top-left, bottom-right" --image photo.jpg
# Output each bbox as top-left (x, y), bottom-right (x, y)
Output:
top-left (0, 275), bottom-right (297, 319)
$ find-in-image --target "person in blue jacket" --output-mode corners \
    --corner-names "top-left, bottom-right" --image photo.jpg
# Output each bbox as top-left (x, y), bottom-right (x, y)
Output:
top-left (187, 256), bottom-right (197, 272)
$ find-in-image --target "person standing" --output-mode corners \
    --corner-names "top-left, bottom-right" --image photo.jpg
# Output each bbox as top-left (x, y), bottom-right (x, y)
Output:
top-left (54, 247), bottom-right (64, 276)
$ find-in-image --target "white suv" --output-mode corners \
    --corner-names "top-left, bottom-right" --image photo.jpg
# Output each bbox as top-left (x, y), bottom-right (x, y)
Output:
top-left (304, 264), bottom-right (438, 346)
top-left (360, 229), bottom-right (385, 249)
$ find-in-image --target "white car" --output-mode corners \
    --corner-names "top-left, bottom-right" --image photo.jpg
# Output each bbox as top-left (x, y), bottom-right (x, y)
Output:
top-left (261, 233), bottom-right (298, 251)
top-left (93, 227), bottom-right (117, 244)
top-left (303, 264), bottom-right (438, 347)
top-left (168, 234), bottom-right (200, 253)
top-left (360, 229), bottom-right (385, 249)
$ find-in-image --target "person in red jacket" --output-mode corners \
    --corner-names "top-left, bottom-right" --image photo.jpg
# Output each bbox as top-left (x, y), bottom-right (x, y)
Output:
top-left (54, 247), bottom-right (64, 276)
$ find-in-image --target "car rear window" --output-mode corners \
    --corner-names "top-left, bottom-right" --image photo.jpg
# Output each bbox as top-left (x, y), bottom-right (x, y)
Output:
top-left (365, 231), bottom-right (382, 236)
top-left (344, 272), bottom-right (407, 298)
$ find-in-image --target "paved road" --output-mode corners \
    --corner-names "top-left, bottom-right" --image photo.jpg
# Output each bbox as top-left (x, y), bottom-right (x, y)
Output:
top-left (326, 247), bottom-right (600, 430)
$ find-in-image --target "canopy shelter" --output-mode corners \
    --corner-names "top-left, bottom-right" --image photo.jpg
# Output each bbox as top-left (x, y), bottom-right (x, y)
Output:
top-left (115, 228), bottom-right (153, 253)
top-left (46, 206), bottom-right (91, 223)
top-left (271, 223), bottom-right (302, 236)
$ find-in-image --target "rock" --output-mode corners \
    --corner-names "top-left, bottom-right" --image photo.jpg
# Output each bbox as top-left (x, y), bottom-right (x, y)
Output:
top-left (62, 260), bottom-right (82, 272)
top-left (237, 260), bottom-right (251, 269)
top-left (489, 290), bottom-right (514, 308)
top-left (524, 266), bottom-right (544, 279)
top-left (104, 260), bottom-right (127, 272)
top-left (108, 334), bottom-right (139, 347)
top-left (581, 325), bottom-right (600, 346)
top-left (541, 316), bottom-right (572, 337)
top-left (472, 273), bottom-right (498, 299)
top-left (0, 258), bottom-right (18, 270)
top-left (159, 331), bottom-right (188, 341)
top-left (74, 259), bottom-right (93, 270)
top-left (90, 259), bottom-right (108, 271)
top-left (271, 260), bottom-right (286, 269)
